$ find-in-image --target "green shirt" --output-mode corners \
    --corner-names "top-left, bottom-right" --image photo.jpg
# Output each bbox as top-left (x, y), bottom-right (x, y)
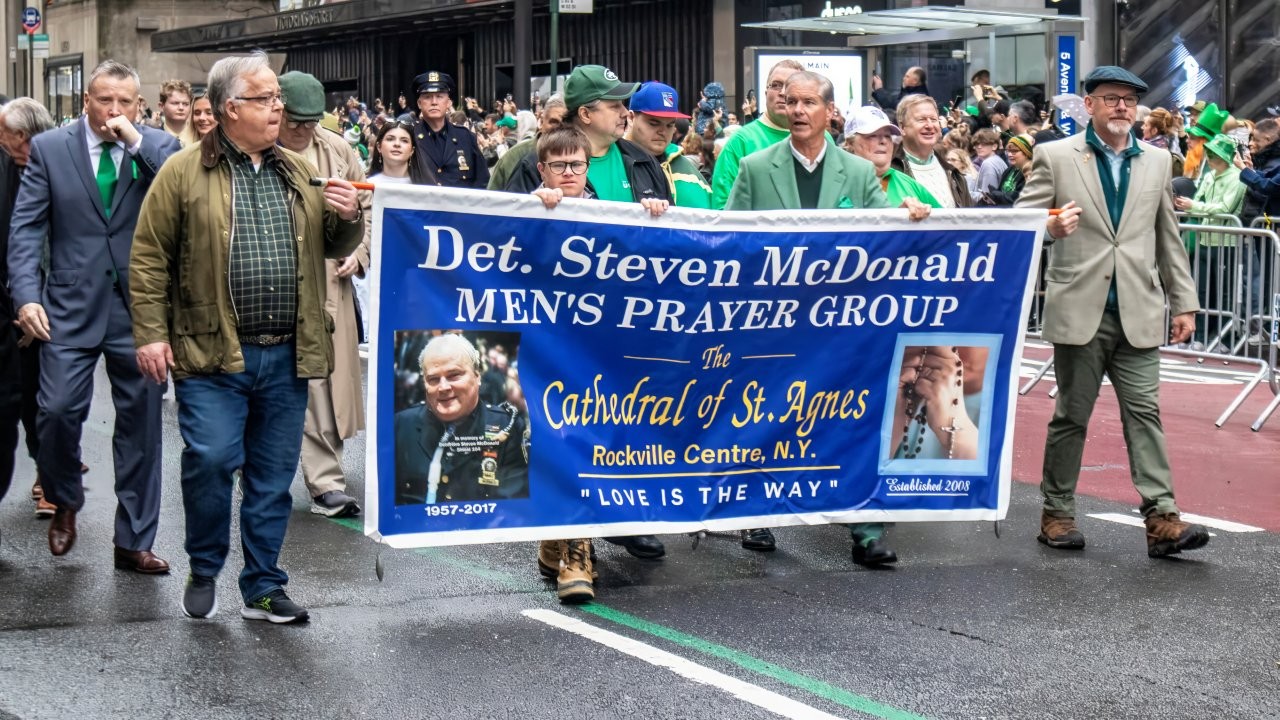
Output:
top-left (881, 168), bottom-right (941, 208)
top-left (710, 116), bottom-right (790, 209)
top-left (588, 143), bottom-right (632, 203)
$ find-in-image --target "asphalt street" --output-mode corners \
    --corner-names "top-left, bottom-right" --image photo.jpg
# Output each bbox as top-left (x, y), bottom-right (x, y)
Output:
top-left (1, 360), bottom-right (1277, 720)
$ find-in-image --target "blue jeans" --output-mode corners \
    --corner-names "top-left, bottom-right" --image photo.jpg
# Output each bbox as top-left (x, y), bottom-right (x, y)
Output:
top-left (176, 343), bottom-right (309, 603)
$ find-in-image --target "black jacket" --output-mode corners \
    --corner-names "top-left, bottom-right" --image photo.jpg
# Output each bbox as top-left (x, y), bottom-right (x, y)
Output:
top-left (393, 402), bottom-right (529, 505)
top-left (0, 152), bottom-right (20, 324)
top-left (502, 137), bottom-right (671, 203)
top-left (872, 82), bottom-right (929, 113)
top-left (1240, 141), bottom-right (1280, 227)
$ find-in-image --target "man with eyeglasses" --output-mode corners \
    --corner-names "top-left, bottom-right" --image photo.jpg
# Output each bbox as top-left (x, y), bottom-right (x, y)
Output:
top-left (130, 52), bottom-right (365, 623)
top-left (1016, 65), bottom-right (1210, 559)
top-left (278, 71), bottom-right (371, 520)
top-left (711, 58), bottom-right (805, 209)
top-left (8, 59), bottom-right (180, 570)
top-left (409, 70), bottom-right (487, 189)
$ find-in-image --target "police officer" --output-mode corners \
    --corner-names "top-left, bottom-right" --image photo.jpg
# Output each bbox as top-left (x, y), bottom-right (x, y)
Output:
top-left (410, 71), bottom-right (489, 188)
top-left (393, 334), bottom-right (528, 505)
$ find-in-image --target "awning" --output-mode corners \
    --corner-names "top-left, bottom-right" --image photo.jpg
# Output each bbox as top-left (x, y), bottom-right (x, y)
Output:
top-left (152, 0), bottom-right (512, 53)
top-left (743, 6), bottom-right (1086, 48)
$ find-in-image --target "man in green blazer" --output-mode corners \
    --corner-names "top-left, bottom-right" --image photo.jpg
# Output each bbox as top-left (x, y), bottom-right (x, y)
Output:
top-left (726, 75), bottom-right (887, 212)
top-left (724, 70), bottom-right (930, 558)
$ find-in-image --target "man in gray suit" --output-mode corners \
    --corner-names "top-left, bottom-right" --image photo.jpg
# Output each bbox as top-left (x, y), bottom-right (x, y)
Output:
top-left (726, 70), bottom-right (929, 556)
top-left (1016, 66), bottom-right (1209, 558)
top-left (8, 60), bottom-right (181, 569)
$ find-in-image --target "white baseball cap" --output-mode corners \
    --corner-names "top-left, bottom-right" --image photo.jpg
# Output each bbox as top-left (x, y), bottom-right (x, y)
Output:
top-left (844, 105), bottom-right (901, 137)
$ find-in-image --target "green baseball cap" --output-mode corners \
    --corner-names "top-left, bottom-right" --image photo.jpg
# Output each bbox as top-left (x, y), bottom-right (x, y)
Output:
top-left (278, 71), bottom-right (325, 122)
top-left (563, 65), bottom-right (639, 113)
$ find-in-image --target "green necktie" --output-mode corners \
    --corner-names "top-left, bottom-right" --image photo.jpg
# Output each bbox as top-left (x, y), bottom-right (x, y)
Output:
top-left (96, 141), bottom-right (118, 216)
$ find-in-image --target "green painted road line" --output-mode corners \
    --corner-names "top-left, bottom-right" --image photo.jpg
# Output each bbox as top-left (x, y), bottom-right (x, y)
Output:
top-left (329, 517), bottom-right (926, 719)
top-left (578, 604), bottom-right (931, 720)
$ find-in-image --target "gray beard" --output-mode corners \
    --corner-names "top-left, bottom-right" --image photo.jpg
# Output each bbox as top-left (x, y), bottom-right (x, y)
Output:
top-left (1105, 119), bottom-right (1134, 137)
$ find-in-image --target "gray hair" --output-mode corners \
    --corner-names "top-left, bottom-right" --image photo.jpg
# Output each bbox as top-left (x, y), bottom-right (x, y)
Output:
top-left (543, 93), bottom-right (566, 112)
top-left (87, 60), bottom-right (140, 95)
top-left (207, 51), bottom-right (272, 122)
top-left (784, 71), bottom-right (835, 104)
top-left (1009, 100), bottom-right (1038, 127)
top-left (418, 334), bottom-right (482, 375)
top-left (2, 98), bottom-right (55, 139)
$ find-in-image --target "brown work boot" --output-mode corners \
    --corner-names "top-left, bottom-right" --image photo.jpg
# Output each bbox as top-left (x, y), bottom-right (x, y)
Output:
top-left (556, 539), bottom-right (595, 604)
top-left (537, 540), bottom-right (560, 579)
top-left (34, 495), bottom-right (56, 519)
top-left (1037, 512), bottom-right (1085, 549)
top-left (1145, 512), bottom-right (1210, 558)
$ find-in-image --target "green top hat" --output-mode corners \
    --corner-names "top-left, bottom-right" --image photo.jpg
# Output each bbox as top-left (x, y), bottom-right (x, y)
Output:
top-left (1188, 103), bottom-right (1229, 140)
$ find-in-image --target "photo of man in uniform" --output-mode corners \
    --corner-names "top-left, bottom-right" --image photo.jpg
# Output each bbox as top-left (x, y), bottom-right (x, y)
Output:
top-left (394, 333), bottom-right (529, 505)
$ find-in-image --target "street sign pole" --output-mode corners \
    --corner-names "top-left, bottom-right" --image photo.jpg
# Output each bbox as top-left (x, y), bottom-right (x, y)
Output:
top-left (549, 0), bottom-right (559, 94)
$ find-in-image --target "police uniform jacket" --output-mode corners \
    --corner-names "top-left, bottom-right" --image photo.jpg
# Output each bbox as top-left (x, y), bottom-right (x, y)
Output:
top-left (394, 401), bottom-right (529, 504)
top-left (411, 120), bottom-right (489, 189)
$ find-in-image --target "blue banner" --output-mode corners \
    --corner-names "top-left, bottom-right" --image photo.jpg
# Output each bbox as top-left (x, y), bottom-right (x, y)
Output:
top-left (365, 187), bottom-right (1046, 548)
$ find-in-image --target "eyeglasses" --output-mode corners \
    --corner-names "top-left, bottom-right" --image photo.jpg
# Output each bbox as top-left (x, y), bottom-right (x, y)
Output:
top-left (542, 160), bottom-right (588, 175)
top-left (766, 82), bottom-right (786, 92)
top-left (286, 120), bottom-right (317, 130)
top-left (1091, 94), bottom-right (1139, 108)
top-left (235, 93), bottom-right (284, 107)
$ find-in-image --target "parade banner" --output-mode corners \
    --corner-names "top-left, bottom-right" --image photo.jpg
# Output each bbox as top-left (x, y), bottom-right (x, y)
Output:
top-left (364, 186), bottom-right (1045, 548)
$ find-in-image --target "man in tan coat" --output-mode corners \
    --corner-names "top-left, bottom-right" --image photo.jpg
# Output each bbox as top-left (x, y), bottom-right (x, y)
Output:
top-left (1016, 65), bottom-right (1209, 559)
top-left (279, 71), bottom-right (370, 517)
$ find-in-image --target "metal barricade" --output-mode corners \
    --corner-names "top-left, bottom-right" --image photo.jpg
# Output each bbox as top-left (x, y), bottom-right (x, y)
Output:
top-left (1020, 221), bottom-right (1279, 431)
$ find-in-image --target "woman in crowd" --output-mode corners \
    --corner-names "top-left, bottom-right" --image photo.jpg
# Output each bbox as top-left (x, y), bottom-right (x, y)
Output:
top-left (185, 93), bottom-right (217, 143)
top-left (944, 147), bottom-right (979, 200)
top-left (368, 120), bottom-right (430, 185)
top-left (981, 133), bottom-right (1034, 206)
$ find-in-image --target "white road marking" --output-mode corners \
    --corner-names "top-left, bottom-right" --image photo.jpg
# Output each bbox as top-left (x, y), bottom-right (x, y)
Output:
top-left (1087, 513), bottom-right (1146, 528)
top-left (1127, 509), bottom-right (1263, 533)
top-left (522, 609), bottom-right (848, 720)
top-left (1089, 513), bottom-right (1220, 537)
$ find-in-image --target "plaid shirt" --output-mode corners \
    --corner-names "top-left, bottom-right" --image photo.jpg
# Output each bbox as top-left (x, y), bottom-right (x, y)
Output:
top-left (223, 134), bottom-right (298, 336)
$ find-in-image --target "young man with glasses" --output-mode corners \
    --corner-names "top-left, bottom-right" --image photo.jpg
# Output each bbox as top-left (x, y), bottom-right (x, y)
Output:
top-left (277, 71), bottom-right (371, 520)
top-left (1016, 65), bottom-right (1210, 559)
top-left (528, 126), bottom-right (666, 603)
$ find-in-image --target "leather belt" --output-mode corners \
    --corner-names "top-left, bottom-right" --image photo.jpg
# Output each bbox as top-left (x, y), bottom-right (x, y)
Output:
top-left (238, 333), bottom-right (294, 347)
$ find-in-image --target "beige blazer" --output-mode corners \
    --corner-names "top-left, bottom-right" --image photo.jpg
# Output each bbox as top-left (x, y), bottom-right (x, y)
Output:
top-left (307, 127), bottom-right (372, 437)
top-left (1016, 131), bottom-right (1198, 348)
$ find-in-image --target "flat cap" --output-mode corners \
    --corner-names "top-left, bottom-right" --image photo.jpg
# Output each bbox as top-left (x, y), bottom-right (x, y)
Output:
top-left (278, 71), bottom-right (325, 122)
top-left (1082, 66), bottom-right (1148, 95)
top-left (414, 71), bottom-right (454, 96)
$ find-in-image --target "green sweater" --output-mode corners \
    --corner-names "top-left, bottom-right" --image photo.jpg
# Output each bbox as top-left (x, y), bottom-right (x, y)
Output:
top-left (711, 116), bottom-right (790, 209)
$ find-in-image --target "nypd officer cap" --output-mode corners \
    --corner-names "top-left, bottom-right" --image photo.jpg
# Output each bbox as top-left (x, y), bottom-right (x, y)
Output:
top-left (414, 71), bottom-right (455, 96)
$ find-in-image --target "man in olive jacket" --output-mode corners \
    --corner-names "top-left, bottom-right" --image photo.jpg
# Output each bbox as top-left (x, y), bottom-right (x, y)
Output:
top-left (130, 53), bottom-right (364, 624)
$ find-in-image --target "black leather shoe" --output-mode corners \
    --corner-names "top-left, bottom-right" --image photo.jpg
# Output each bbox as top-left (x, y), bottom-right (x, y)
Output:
top-left (851, 537), bottom-right (898, 566)
top-left (740, 528), bottom-right (776, 552)
top-left (602, 535), bottom-right (665, 559)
